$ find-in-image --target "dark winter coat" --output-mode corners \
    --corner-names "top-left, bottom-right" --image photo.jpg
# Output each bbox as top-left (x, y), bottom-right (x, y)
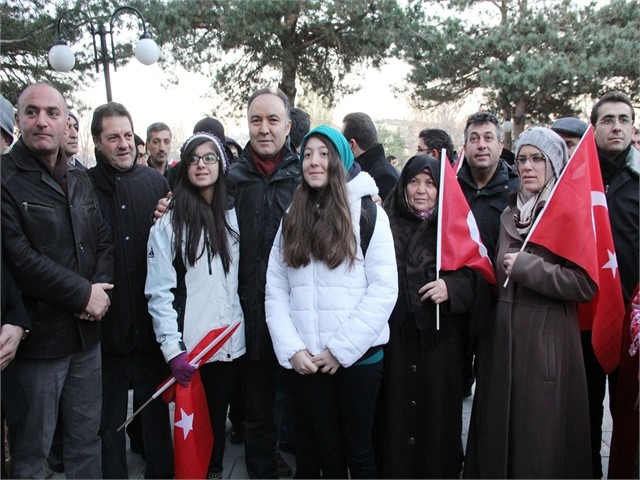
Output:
top-left (464, 202), bottom-right (596, 479)
top-left (600, 145), bottom-right (639, 304)
top-left (376, 155), bottom-right (477, 478)
top-left (88, 154), bottom-right (169, 354)
top-left (1, 139), bottom-right (113, 359)
top-left (355, 143), bottom-right (399, 201)
top-left (1, 253), bottom-right (31, 426)
top-left (226, 140), bottom-right (300, 360)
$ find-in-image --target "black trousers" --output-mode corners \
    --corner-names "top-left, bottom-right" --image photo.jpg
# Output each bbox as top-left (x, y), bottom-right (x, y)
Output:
top-left (290, 361), bottom-right (383, 479)
top-left (239, 356), bottom-right (279, 479)
top-left (200, 360), bottom-right (238, 473)
top-left (581, 330), bottom-right (618, 479)
top-left (100, 350), bottom-right (174, 479)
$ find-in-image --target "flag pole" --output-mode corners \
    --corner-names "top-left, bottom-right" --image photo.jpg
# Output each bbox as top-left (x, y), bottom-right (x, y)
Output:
top-left (502, 126), bottom-right (591, 289)
top-left (117, 320), bottom-right (242, 431)
top-left (435, 149), bottom-right (448, 330)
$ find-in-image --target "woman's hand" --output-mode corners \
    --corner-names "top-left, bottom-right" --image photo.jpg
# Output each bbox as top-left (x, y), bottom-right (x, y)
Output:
top-left (290, 350), bottom-right (318, 375)
top-left (311, 349), bottom-right (341, 375)
top-left (503, 252), bottom-right (519, 277)
top-left (419, 278), bottom-right (449, 304)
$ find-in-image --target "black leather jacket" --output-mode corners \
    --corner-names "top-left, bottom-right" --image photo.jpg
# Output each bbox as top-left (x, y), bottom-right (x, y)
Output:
top-left (227, 141), bottom-right (301, 360)
top-left (1, 139), bottom-right (113, 359)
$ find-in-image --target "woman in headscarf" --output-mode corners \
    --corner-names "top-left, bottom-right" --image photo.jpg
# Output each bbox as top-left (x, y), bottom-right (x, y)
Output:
top-left (376, 154), bottom-right (480, 478)
top-left (464, 127), bottom-right (596, 479)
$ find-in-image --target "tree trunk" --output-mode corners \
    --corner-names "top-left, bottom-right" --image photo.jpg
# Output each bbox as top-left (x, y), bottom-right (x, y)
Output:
top-left (279, 5), bottom-right (301, 106)
top-left (513, 98), bottom-right (527, 140)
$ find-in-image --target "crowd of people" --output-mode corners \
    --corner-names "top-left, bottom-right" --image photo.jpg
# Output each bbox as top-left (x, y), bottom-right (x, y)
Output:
top-left (0, 82), bottom-right (638, 480)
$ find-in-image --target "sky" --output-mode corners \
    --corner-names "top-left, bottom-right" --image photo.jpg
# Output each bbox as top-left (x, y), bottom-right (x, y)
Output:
top-left (74, 54), bottom-right (418, 150)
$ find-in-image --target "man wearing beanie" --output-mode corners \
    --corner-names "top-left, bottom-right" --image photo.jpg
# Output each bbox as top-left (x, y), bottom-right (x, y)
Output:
top-left (0, 94), bottom-right (14, 152)
top-left (87, 102), bottom-right (174, 479)
top-left (590, 91), bottom-right (639, 479)
top-left (551, 117), bottom-right (588, 157)
top-left (226, 87), bottom-right (299, 479)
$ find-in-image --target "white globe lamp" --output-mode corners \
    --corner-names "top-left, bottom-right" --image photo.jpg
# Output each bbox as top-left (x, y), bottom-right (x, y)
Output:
top-left (48, 43), bottom-right (76, 72)
top-left (135, 36), bottom-right (161, 66)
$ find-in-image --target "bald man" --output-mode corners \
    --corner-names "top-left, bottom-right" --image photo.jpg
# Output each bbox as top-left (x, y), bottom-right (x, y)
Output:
top-left (1, 83), bottom-right (113, 478)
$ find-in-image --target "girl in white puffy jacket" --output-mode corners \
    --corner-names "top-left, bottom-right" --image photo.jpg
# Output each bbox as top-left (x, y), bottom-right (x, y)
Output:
top-left (145, 132), bottom-right (245, 479)
top-left (265, 125), bottom-right (398, 478)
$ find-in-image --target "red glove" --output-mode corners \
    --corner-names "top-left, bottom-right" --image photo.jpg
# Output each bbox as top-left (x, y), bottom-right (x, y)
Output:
top-left (169, 352), bottom-right (195, 387)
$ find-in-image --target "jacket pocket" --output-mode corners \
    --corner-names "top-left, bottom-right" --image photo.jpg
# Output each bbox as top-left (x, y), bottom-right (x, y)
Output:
top-left (21, 202), bottom-right (59, 251)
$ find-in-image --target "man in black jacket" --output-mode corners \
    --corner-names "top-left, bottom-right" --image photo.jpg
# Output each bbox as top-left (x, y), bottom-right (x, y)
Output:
top-left (227, 87), bottom-right (300, 479)
top-left (587, 91), bottom-right (639, 479)
top-left (342, 112), bottom-right (399, 200)
top-left (88, 102), bottom-right (173, 479)
top-left (456, 112), bottom-right (519, 401)
top-left (1, 83), bottom-right (113, 478)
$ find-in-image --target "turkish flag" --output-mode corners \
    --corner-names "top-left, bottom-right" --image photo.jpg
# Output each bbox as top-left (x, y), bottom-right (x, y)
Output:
top-left (159, 322), bottom-right (241, 403)
top-left (438, 152), bottom-right (496, 285)
top-left (173, 370), bottom-right (213, 479)
top-left (156, 322), bottom-right (241, 478)
top-left (526, 127), bottom-right (624, 373)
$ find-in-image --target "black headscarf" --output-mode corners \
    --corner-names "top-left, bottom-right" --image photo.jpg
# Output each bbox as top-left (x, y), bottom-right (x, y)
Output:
top-left (384, 155), bottom-right (446, 341)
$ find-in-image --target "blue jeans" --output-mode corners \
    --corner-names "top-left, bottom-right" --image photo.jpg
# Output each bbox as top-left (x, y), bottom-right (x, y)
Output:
top-left (9, 343), bottom-right (102, 479)
top-left (290, 360), bottom-right (383, 479)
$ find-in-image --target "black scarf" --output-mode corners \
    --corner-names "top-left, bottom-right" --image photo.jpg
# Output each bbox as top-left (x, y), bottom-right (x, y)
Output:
top-left (384, 155), bottom-right (451, 345)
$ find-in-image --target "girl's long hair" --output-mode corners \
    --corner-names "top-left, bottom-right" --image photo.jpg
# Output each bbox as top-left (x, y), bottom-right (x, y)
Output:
top-left (282, 134), bottom-right (356, 269)
top-left (170, 137), bottom-right (238, 272)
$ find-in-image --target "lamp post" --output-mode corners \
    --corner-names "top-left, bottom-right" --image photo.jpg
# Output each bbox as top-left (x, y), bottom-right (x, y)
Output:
top-left (48, 6), bottom-right (160, 102)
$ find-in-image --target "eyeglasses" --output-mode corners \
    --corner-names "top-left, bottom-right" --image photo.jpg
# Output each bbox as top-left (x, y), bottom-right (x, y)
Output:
top-left (515, 153), bottom-right (546, 166)
top-left (597, 115), bottom-right (632, 126)
top-left (416, 146), bottom-right (431, 153)
top-left (187, 153), bottom-right (219, 165)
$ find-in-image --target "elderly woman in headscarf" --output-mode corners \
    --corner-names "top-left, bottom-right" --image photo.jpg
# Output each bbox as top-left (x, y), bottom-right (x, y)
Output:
top-left (464, 127), bottom-right (596, 479)
top-left (375, 154), bottom-right (480, 479)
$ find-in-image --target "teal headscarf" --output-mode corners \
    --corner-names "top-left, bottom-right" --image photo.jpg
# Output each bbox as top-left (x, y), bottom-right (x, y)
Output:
top-left (299, 125), bottom-right (355, 172)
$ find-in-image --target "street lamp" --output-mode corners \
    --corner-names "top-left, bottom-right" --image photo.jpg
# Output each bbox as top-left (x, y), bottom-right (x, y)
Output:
top-left (48, 6), bottom-right (160, 102)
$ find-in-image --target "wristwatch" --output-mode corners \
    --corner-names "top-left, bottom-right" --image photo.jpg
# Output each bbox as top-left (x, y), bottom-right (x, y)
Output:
top-left (21, 328), bottom-right (30, 341)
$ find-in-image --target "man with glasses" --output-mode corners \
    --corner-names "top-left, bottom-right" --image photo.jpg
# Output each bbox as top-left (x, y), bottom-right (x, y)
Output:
top-left (588, 90), bottom-right (639, 479)
top-left (417, 128), bottom-right (455, 165)
top-left (88, 102), bottom-right (174, 479)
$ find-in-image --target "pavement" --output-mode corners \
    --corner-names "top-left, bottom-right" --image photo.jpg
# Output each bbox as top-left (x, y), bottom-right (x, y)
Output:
top-left (50, 384), bottom-right (613, 479)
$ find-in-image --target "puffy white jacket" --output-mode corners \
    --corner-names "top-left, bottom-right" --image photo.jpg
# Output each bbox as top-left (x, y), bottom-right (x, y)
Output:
top-left (145, 207), bottom-right (245, 364)
top-left (265, 172), bottom-right (398, 369)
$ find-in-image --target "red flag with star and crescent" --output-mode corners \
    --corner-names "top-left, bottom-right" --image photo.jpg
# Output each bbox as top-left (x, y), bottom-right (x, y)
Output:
top-left (173, 370), bottom-right (213, 479)
top-left (157, 322), bottom-right (241, 479)
top-left (526, 127), bottom-right (624, 373)
top-left (438, 151), bottom-right (497, 286)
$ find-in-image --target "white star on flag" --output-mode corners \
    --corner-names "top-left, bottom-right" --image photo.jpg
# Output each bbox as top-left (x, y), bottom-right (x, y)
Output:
top-left (602, 250), bottom-right (618, 279)
top-left (175, 408), bottom-right (194, 440)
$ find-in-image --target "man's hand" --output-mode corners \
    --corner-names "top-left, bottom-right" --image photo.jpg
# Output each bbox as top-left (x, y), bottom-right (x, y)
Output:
top-left (419, 278), bottom-right (449, 304)
top-left (83, 283), bottom-right (114, 321)
top-left (153, 191), bottom-right (172, 223)
top-left (290, 350), bottom-right (318, 375)
top-left (311, 349), bottom-right (340, 375)
top-left (0, 324), bottom-right (24, 370)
